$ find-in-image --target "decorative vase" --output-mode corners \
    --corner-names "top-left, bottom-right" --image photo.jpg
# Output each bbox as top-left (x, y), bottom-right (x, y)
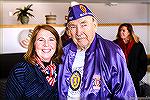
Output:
top-left (20, 16), bottom-right (29, 24)
top-left (45, 15), bottom-right (56, 24)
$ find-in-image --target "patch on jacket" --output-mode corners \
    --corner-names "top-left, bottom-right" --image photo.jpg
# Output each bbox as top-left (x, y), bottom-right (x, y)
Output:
top-left (93, 75), bottom-right (101, 90)
top-left (70, 70), bottom-right (81, 91)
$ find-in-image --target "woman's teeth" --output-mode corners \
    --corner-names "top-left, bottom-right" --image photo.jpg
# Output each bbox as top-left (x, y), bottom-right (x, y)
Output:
top-left (42, 49), bottom-right (51, 53)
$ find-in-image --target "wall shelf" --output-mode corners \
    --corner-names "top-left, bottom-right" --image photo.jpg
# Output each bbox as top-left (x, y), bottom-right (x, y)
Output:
top-left (0, 23), bottom-right (149, 28)
top-left (0, 24), bottom-right (65, 28)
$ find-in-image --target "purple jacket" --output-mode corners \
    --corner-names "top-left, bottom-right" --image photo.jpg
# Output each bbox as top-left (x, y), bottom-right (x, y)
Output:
top-left (58, 34), bottom-right (137, 100)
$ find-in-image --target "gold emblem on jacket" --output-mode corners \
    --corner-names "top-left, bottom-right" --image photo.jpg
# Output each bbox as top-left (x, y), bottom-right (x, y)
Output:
top-left (70, 71), bottom-right (81, 91)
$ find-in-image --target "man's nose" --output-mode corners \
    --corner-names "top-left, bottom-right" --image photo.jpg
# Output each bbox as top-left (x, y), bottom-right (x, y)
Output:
top-left (76, 26), bottom-right (82, 36)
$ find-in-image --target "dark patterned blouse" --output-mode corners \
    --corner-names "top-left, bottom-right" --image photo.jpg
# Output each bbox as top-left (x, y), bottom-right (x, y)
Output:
top-left (5, 59), bottom-right (58, 100)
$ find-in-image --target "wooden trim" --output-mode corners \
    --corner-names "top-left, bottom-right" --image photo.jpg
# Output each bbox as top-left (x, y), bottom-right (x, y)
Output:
top-left (0, 24), bottom-right (65, 28)
top-left (148, 54), bottom-right (150, 59)
top-left (0, 23), bottom-right (150, 28)
top-left (97, 23), bottom-right (150, 26)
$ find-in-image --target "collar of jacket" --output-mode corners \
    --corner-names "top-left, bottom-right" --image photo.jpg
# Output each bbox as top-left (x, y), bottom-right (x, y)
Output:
top-left (34, 64), bottom-right (50, 84)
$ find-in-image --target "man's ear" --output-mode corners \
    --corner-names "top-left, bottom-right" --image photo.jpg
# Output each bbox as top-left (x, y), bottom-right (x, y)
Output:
top-left (66, 27), bottom-right (71, 37)
top-left (94, 22), bottom-right (98, 31)
top-left (93, 18), bottom-right (98, 32)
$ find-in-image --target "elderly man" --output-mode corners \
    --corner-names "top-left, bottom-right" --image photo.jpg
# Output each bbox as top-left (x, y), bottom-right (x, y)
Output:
top-left (58, 3), bottom-right (137, 100)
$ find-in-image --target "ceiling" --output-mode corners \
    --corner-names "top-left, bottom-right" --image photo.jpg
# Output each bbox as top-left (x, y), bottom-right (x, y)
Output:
top-left (2, 0), bottom-right (150, 3)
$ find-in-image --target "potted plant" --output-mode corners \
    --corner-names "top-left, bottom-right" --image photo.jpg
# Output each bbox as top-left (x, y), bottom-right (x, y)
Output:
top-left (13, 4), bottom-right (34, 24)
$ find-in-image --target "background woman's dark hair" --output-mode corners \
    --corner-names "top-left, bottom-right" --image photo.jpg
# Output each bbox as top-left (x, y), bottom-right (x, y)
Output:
top-left (116, 23), bottom-right (134, 38)
top-left (24, 25), bottom-right (63, 65)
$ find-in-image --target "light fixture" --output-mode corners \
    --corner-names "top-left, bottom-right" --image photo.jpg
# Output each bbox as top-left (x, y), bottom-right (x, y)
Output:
top-left (105, 2), bottom-right (118, 6)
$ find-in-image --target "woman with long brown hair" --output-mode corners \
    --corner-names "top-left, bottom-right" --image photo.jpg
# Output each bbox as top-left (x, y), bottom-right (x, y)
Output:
top-left (6, 25), bottom-right (63, 99)
top-left (114, 23), bottom-right (147, 97)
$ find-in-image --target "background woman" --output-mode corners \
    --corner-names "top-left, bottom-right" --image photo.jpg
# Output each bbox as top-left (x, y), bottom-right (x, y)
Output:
top-left (5, 25), bottom-right (63, 99)
top-left (113, 23), bottom-right (147, 97)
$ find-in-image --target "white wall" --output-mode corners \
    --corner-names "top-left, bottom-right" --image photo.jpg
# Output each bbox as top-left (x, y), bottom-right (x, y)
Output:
top-left (1, 25), bottom-right (149, 54)
top-left (0, 1), bottom-right (149, 54)
top-left (0, 2), bottom-right (149, 24)
top-left (98, 26), bottom-right (150, 53)
top-left (0, 29), bottom-right (3, 53)
top-left (0, 27), bottom-right (65, 54)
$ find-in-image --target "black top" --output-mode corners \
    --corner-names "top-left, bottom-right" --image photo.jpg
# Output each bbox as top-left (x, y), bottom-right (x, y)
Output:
top-left (114, 40), bottom-right (147, 96)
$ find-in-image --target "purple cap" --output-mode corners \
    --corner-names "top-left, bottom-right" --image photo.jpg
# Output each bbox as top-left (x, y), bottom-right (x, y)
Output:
top-left (68, 4), bottom-right (94, 22)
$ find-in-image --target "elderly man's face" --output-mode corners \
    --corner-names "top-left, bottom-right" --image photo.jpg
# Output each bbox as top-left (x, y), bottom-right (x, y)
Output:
top-left (67, 16), bottom-right (97, 50)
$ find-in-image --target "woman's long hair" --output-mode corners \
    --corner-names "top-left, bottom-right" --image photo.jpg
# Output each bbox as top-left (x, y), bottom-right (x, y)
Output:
top-left (116, 23), bottom-right (139, 43)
